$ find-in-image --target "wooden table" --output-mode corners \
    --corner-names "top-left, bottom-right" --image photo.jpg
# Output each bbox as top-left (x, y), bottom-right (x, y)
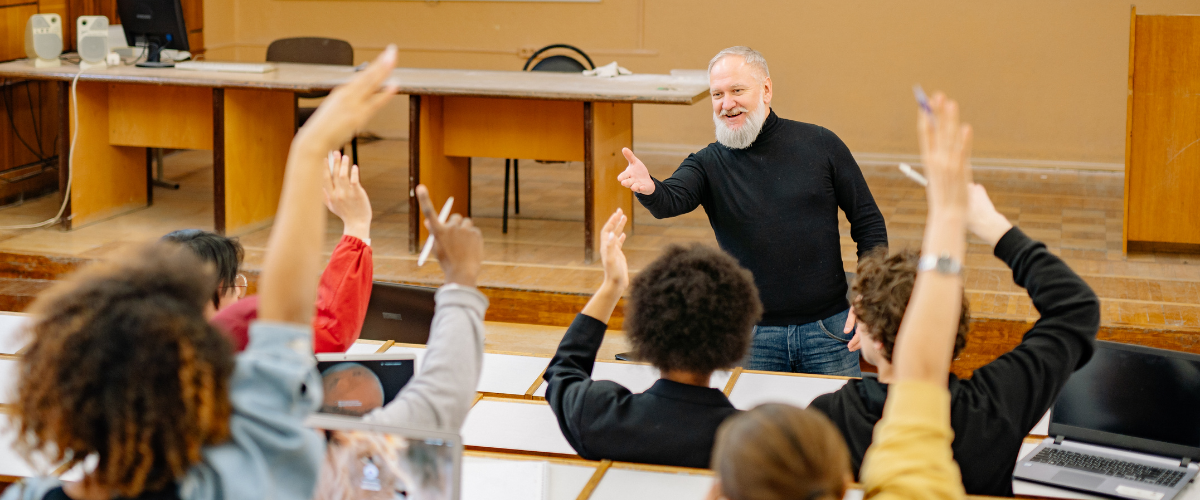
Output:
top-left (0, 61), bottom-right (708, 256)
top-left (0, 60), bottom-right (354, 234)
top-left (333, 68), bottom-right (709, 262)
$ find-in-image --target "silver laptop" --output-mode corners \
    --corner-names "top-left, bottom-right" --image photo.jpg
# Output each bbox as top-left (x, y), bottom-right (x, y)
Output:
top-left (306, 413), bottom-right (462, 500)
top-left (315, 352), bottom-right (416, 417)
top-left (1013, 341), bottom-right (1200, 500)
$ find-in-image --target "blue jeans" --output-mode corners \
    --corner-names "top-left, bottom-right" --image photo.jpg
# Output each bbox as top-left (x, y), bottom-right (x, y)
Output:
top-left (746, 308), bottom-right (862, 377)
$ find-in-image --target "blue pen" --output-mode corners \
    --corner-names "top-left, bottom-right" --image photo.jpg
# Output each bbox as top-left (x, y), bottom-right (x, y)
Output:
top-left (913, 84), bottom-right (934, 118)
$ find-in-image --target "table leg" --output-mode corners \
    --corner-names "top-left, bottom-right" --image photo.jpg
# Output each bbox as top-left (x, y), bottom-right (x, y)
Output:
top-left (213, 88), bottom-right (294, 235)
top-left (63, 81), bottom-right (146, 229)
top-left (583, 102), bottom-right (634, 264)
top-left (409, 95), bottom-right (471, 253)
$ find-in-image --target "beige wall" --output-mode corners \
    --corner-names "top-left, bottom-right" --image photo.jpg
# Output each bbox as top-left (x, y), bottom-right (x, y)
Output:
top-left (204, 0), bottom-right (1200, 164)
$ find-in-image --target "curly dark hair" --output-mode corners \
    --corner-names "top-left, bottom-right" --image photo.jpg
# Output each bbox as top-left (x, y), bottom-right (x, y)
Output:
top-left (161, 229), bottom-right (244, 309)
top-left (625, 244), bottom-right (762, 374)
top-left (852, 248), bottom-right (970, 363)
top-left (16, 243), bottom-right (235, 497)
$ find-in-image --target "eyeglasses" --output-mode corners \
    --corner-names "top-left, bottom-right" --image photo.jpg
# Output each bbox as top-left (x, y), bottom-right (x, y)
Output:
top-left (225, 274), bottom-right (248, 299)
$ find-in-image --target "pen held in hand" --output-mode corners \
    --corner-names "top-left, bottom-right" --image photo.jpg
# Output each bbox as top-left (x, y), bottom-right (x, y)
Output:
top-left (417, 196), bottom-right (454, 267)
top-left (899, 163), bottom-right (928, 186)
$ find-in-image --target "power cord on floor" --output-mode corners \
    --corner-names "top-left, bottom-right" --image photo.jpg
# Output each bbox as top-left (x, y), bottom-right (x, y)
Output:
top-left (0, 66), bottom-right (82, 230)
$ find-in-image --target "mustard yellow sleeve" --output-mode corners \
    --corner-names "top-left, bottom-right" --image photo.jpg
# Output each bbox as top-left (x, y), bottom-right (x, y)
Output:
top-left (860, 380), bottom-right (966, 500)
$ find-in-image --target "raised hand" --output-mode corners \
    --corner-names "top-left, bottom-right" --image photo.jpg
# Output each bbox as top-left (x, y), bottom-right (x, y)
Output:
top-left (917, 93), bottom-right (973, 218)
top-left (966, 183), bottom-right (1013, 247)
top-left (297, 45), bottom-right (399, 155)
top-left (416, 184), bottom-right (483, 288)
top-left (323, 151), bottom-right (372, 242)
top-left (599, 209), bottom-right (630, 291)
top-left (617, 148), bottom-right (655, 195)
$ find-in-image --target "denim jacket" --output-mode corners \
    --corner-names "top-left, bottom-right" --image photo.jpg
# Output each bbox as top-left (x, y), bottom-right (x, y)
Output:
top-left (2, 321), bottom-right (325, 500)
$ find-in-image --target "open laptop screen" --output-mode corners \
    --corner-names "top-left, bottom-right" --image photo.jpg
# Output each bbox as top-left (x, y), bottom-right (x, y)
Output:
top-left (307, 414), bottom-right (461, 500)
top-left (1051, 341), bottom-right (1200, 458)
top-left (316, 354), bottom-right (416, 417)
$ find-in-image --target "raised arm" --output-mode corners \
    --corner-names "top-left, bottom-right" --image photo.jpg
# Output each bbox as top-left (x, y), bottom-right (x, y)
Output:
top-left (860, 93), bottom-right (971, 500)
top-left (258, 48), bottom-right (398, 325)
top-left (363, 184), bottom-right (487, 430)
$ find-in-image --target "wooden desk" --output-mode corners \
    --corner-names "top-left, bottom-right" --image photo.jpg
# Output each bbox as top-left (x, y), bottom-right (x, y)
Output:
top-left (0, 60), bottom-right (354, 233)
top-left (379, 69), bottom-right (709, 262)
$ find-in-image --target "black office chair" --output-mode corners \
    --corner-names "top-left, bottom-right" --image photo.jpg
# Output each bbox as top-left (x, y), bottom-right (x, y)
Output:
top-left (501, 44), bottom-right (596, 233)
top-left (266, 37), bottom-right (358, 165)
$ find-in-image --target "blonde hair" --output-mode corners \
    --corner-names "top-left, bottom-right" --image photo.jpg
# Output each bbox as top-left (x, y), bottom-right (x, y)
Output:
top-left (711, 404), bottom-right (850, 500)
top-left (708, 46), bottom-right (770, 81)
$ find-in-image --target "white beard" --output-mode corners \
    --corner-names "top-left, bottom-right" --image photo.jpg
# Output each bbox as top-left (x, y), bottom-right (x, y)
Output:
top-left (713, 102), bottom-right (769, 150)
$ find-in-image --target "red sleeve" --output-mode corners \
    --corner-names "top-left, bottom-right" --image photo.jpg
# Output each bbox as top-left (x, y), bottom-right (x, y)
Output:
top-left (312, 235), bottom-right (374, 353)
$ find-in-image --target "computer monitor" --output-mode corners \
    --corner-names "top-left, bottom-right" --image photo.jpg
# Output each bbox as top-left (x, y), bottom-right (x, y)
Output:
top-left (116, 0), bottom-right (189, 67)
top-left (1050, 341), bottom-right (1200, 461)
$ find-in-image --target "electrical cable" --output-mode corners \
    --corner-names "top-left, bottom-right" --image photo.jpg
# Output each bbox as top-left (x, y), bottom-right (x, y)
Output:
top-left (0, 67), bottom-right (82, 230)
top-left (2, 80), bottom-right (47, 160)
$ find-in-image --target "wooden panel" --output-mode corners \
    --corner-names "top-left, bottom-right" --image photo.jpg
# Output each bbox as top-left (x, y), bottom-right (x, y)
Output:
top-left (1127, 15), bottom-right (1200, 247)
top-left (3, 81), bottom-right (56, 168)
top-left (68, 81), bottom-right (146, 227)
top-left (1123, 5), bottom-right (1136, 254)
top-left (0, 4), bottom-right (38, 61)
top-left (187, 30), bottom-right (203, 55)
top-left (584, 101), bottom-right (633, 262)
top-left (108, 84), bottom-right (212, 150)
top-left (181, 0), bottom-right (201, 31)
top-left (411, 95), bottom-right (471, 248)
top-left (221, 88), bottom-right (292, 234)
top-left (442, 96), bottom-right (584, 162)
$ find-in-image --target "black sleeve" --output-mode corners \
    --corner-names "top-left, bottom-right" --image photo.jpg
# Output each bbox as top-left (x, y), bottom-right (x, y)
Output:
top-left (961, 227), bottom-right (1100, 433)
top-left (634, 154), bottom-right (707, 219)
top-left (824, 129), bottom-right (888, 258)
top-left (543, 313), bottom-right (632, 459)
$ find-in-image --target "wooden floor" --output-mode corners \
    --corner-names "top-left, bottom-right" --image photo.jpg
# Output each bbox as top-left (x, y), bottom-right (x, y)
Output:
top-left (1, 138), bottom-right (1198, 333)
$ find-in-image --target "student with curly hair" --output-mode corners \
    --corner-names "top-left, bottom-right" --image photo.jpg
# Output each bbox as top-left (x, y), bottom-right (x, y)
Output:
top-left (543, 209), bottom-right (762, 468)
top-left (809, 180), bottom-right (1100, 496)
top-left (1, 45), bottom-right (402, 500)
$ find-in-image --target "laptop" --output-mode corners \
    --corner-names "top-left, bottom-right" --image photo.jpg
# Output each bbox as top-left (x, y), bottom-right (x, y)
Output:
top-left (1013, 341), bottom-right (1200, 500)
top-left (315, 352), bottom-right (416, 417)
top-left (359, 282), bottom-right (437, 344)
top-left (306, 413), bottom-right (462, 500)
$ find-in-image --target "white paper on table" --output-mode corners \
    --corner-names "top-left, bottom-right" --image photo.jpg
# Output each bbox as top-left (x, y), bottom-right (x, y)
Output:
top-left (461, 400), bottom-right (576, 456)
top-left (462, 457), bottom-right (547, 500)
top-left (533, 363), bottom-right (731, 398)
top-left (0, 314), bottom-right (30, 355)
top-left (344, 342), bottom-right (384, 355)
top-left (1031, 410), bottom-right (1051, 435)
top-left (726, 372), bottom-right (848, 410)
top-left (0, 359), bottom-right (19, 404)
top-left (589, 467), bottom-right (713, 500)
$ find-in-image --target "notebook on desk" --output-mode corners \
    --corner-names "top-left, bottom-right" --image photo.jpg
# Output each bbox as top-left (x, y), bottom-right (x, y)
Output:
top-left (306, 414), bottom-right (462, 500)
top-left (1013, 341), bottom-right (1200, 500)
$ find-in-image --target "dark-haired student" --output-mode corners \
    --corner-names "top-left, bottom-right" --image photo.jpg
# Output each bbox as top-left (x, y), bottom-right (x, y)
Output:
top-left (161, 228), bottom-right (247, 316)
top-left (1, 45), bottom-right (402, 500)
top-left (808, 133), bottom-right (1101, 498)
top-left (709, 90), bottom-right (977, 500)
top-left (543, 211), bottom-right (762, 468)
top-left (210, 150), bottom-right (375, 353)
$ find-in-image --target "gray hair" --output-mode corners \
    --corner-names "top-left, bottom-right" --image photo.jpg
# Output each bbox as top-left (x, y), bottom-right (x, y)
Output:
top-left (708, 46), bottom-right (770, 81)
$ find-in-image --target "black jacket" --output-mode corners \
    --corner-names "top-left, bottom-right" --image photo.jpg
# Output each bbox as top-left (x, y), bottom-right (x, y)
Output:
top-left (635, 111), bottom-right (888, 326)
top-left (543, 314), bottom-right (740, 469)
top-left (809, 227), bottom-right (1100, 497)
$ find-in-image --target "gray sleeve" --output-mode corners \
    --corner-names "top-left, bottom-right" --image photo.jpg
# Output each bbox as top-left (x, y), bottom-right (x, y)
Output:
top-left (180, 321), bottom-right (325, 500)
top-left (362, 285), bottom-right (488, 431)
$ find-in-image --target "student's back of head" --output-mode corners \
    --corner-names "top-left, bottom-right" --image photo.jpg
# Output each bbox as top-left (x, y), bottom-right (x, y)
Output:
top-left (161, 229), bottom-right (245, 313)
top-left (16, 243), bottom-right (235, 497)
top-left (625, 243), bottom-right (762, 374)
top-left (710, 404), bottom-right (851, 500)
top-left (852, 248), bottom-right (970, 367)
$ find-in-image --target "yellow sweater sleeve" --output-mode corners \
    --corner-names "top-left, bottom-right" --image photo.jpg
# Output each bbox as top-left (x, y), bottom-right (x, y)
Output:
top-left (860, 380), bottom-right (966, 500)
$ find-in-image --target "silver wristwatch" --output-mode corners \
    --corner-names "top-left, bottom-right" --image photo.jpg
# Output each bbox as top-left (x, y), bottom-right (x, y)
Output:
top-left (917, 254), bottom-right (962, 275)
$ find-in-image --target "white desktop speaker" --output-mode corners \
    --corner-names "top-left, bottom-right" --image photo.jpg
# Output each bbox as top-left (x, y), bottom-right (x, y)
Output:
top-left (24, 14), bottom-right (63, 68)
top-left (76, 16), bottom-right (110, 70)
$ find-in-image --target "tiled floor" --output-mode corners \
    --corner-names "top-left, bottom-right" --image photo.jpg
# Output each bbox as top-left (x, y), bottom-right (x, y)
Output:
top-left (0, 139), bottom-right (1197, 331)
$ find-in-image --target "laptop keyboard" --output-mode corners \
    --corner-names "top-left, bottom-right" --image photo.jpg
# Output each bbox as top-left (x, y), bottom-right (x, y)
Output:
top-left (1031, 448), bottom-right (1186, 487)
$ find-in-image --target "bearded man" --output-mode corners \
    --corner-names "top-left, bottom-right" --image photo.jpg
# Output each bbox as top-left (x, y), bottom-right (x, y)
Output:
top-left (617, 46), bottom-right (887, 376)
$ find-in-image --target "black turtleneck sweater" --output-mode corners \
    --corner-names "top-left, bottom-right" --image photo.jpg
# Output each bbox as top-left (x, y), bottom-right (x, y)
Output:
top-left (636, 110), bottom-right (888, 326)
